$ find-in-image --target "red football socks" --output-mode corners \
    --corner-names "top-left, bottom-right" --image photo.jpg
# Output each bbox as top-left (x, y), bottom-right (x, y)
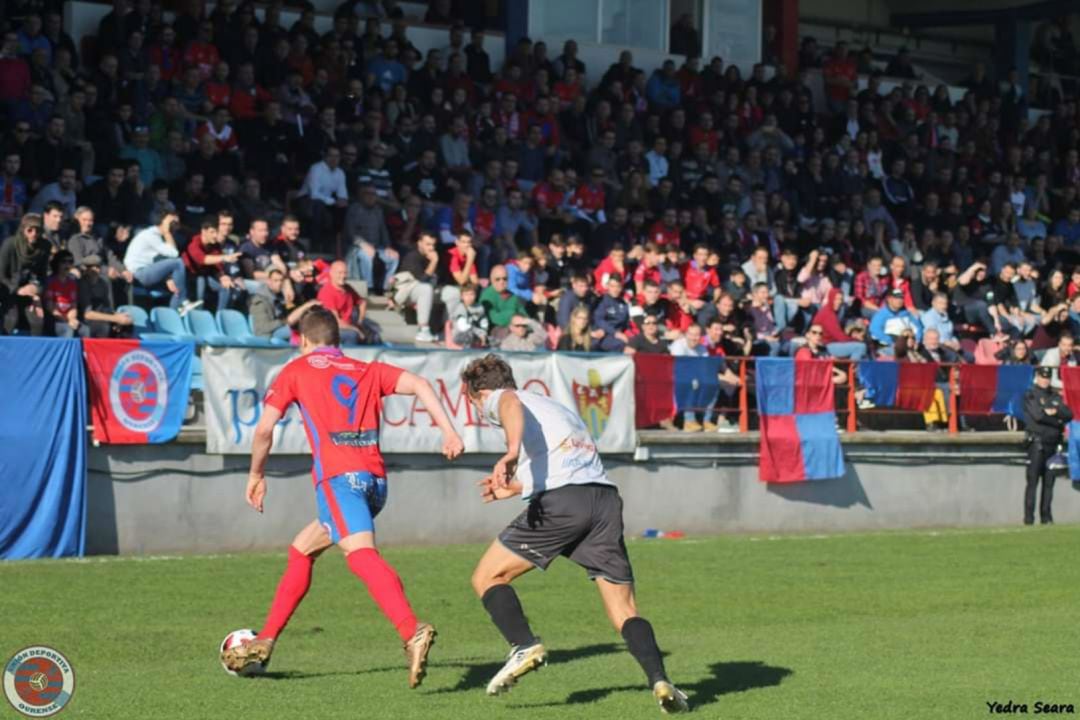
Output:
top-left (257, 546), bottom-right (314, 641)
top-left (346, 548), bottom-right (418, 643)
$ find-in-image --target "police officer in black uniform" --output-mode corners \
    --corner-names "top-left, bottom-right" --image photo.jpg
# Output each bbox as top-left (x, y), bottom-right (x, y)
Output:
top-left (1022, 366), bottom-right (1072, 525)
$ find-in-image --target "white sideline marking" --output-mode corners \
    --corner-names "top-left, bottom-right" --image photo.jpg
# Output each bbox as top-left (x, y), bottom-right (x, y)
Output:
top-left (743, 526), bottom-right (1058, 542)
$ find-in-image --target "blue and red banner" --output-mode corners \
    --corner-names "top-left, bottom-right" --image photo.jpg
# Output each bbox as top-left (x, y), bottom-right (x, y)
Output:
top-left (958, 365), bottom-right (1032, 417)
top-left (632, 354), bottom-right (728, 426)
top-left (1060, 367), bottom-right (1080, 481)
top-left (84, 339), bottom-right (195, 443)
top-left (0, 338), bottom-right (87, 558)
top-left (857, 361), bottom-right (938, 411)
top-left (755, 358), bottom-right (845, 483)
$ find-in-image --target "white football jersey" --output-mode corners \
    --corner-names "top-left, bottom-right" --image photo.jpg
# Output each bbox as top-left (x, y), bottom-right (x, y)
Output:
top-left (483, 389), bottom-right (612, 499)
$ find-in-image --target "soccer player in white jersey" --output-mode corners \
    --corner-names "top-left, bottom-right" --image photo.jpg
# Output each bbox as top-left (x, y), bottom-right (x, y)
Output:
top-left (461, 355), bottom-right (689, 714)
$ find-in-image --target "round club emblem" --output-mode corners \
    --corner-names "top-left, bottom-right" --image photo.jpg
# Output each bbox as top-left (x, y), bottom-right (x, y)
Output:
top-left (109, 349), bottom-right (169, 433)
top-left (4, 646), bottom-right (76, 717)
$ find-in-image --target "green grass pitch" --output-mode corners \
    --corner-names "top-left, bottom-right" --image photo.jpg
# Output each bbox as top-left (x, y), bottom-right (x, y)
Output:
top-left (2, 526), bottom-right (1078, 719)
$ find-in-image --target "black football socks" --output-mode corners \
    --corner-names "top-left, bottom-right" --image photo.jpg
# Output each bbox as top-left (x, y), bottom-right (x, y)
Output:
top-left (621, 616), bottom-right (668, 686)
top-left (481, 584), bottom-right (538, 648)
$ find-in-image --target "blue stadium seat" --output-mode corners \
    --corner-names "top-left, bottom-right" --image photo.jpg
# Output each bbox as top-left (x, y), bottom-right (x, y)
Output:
top-left (190, 353), bottom-right (204, 391)
top-left (184, 309), bottom-right (230, 345)
top-left (149, 307), bottom-right (194, 339)
top-left (217, 309), bottom-right (276, 347)
top-left (117, 304), bottom-right (150, 335)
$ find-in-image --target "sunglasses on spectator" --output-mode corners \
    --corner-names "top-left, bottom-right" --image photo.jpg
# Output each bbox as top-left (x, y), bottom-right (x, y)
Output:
top-left (643, 319), bottom-right (658, 325)
top-left (512, 323), bottom-right (529, 329)
top-left (492, 276), bottom-right (508, 281)
top-left (25, 226), bottom-right (41, 233)
top-left (807, 329), bottom-right (822, 335)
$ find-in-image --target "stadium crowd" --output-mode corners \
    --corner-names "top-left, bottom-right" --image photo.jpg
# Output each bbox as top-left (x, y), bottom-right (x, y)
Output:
top-left (3, 2), bottom-right (1080, 387)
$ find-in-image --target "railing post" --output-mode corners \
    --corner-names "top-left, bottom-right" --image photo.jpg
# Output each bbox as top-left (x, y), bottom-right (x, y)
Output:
top-left (846, 360), bottom-right (857, 434)
top-left (738, 357), bottom-right (749, 432)
top-left (948, 365), bottom-right (959, 434)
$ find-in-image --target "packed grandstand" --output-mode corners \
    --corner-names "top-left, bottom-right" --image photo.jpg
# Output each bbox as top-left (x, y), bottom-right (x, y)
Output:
top-left (2, 0), bottom-right (1080, 431)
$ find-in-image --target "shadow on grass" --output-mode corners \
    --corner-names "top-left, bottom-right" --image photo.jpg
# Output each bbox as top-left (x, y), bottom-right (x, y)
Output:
top-left (428, 643), bottom-right (624, 694)
top-left (257, 644), bottom-right (623, 684)
top-left (509, 659), bottom-right (794, 710)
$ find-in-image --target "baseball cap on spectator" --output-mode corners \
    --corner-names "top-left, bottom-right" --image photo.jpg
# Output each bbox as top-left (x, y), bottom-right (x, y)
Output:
top-left (889, 289), bottom-right (904, 298)
top-left (80, 254), bottom-right (103, 268)
top-left (1037, 367), bottom-right (1053, 379)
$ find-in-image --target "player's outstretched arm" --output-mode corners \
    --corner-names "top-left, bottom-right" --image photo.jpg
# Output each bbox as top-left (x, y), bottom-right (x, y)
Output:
top-left (247, 404), bottom-right (283, 513)
top-left (493, 391), bottom-right (524, 487)
top-left (394, 370), bottom-right (465, 460)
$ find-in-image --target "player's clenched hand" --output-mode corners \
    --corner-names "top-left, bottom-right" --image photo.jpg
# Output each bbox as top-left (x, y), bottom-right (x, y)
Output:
top-left (493, 452), bottom-right (518, 487)
top-left (246, 474), bottom-right (266, 513)
top-left (442, 431), bottom-right (465, 460)
top-left (477, 475), bottom-right (522, 503)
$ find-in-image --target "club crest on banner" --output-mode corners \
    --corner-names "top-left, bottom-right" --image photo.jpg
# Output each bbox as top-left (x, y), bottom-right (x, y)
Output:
top-left (573, 369), bottom-right (613, 439)
top-left (109, 349), bottom-right (169, 433)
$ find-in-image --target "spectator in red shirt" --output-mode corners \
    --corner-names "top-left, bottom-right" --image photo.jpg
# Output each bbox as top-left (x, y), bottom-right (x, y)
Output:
top-left (650, 207), bottom-right (681, 248)
top-left (822, 41), bottom-right (857, 114)
top-left (183, 214), bottom-right (242, 311)
top-left (593, 244), bottom-right (630, 294)
top-left (229, 62), bottom-right (271, 124)
top-left (205, 61), bottom-right (231, 108)
top-left (633, 243), bottom-right (663, 301)
top-left (887, 255), bottom-right (916, 311)
top-left (553, 67), bottom-right (583, 111)
top-left (854, 255), bottom-right (889, 318)
top-left (316, 259), bottom-right (368, 345)
top-left (443, 231), bottom-right (479, 315)
top-left (664, 280), bottom-right (695, 337)
top-left (45, 251), bottom-right (83, 337)
top-left (182, 20), bottom-right (220, 82)
top-left (195, 106), bottom-right (240, 154)
top-left (0, 32), bottom-right (31, 105)
top-left (681, 244), bottom-right (720, 310)
top-left (568, 167), bottom-right (607, 228)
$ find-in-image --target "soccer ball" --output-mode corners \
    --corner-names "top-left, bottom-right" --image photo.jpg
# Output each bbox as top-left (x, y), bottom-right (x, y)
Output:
top-left (219, 628), bottom-right (266, 677)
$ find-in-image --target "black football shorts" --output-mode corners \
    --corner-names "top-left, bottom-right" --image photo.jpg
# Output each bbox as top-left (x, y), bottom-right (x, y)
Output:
top-left (498, 483), bottom-right (634, 584)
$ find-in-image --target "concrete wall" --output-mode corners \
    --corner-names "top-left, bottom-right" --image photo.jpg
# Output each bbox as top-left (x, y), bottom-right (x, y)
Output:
top-left (85, 442), bottom-right (1080, 555)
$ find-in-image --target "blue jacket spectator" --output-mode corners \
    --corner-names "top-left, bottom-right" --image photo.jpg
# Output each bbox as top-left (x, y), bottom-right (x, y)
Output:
top-left (869, 291), bottom-right (923, 346)
top-left (505, 258), bottom-right (535, 302)
top-left (1052, 208), bottom-right (1080, 246)
top-left (646, 62), bottom-right (680, 109)
top-left (592, 277), bottom-right (631, 352)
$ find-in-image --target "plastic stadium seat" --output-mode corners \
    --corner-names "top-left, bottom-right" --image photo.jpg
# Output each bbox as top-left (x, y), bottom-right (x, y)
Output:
top-left (190, 353), bottom-right (204, 391)
top-left (184, 309), bottom-right (230, 345)
top-left (218, 309), bottom-right (276, 347)
top-left (117, 304), bottom-right (149, 334)
top-left (149, 307), bottom-right (194, 339)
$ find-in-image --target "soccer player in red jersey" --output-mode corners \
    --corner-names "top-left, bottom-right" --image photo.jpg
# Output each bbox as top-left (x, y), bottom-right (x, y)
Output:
top-left (221, 307), bottom-right (465, 687)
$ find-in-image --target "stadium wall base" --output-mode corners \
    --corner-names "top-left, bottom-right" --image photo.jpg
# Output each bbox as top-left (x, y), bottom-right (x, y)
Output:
top-left (85, 437), bottom-right (1080, 554)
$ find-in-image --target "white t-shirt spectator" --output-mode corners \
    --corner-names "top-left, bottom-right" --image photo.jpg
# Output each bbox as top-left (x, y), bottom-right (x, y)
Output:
top-left (124, 226), bottom-right (178, 273)
top-left (299, 161), bottom-right (348, 206)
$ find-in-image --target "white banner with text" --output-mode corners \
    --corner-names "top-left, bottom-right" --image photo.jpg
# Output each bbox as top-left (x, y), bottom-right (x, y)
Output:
top-left (203, 348), bottom-right (636, 455)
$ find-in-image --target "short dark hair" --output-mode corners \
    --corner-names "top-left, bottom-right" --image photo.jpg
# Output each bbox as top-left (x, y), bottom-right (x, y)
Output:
top-left (299, 306), bottom-right (341, 347)
top-left (201, 214), bottom-right (218, 230)
top-left (461, 354), bottom-right (517, 394)
top-left (43, 200), bottom-right (64, 215)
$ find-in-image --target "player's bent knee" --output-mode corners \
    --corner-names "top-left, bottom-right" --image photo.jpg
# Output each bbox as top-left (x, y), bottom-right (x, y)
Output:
top-left (337, 530), bottom-right (376, 554)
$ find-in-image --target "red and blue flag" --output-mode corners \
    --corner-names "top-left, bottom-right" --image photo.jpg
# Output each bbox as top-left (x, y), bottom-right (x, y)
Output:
top-left (1060, 367), bottom-right (1080, 481)
top-left (83, 339), bottom-right (195, 444)
top-left (958, 365), bottom-right (1032, 417)
top-left (632, 354), bottom-right (728, 427)
top-left (857, 361), bottom-right (938, 411)
top-left (755, 358), bottom-right (845, 483)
